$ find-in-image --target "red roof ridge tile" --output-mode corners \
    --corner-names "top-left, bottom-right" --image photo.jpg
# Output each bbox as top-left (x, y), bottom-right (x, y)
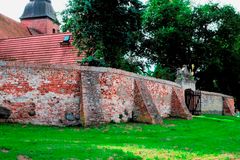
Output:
top-left (0, 32), bottom-right (72, 41)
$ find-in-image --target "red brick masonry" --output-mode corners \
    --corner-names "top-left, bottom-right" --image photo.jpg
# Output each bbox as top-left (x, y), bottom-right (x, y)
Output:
top-left (21, 18), bottom-right (59, 35)
top-left (0, 61), bottom-right (233, 126)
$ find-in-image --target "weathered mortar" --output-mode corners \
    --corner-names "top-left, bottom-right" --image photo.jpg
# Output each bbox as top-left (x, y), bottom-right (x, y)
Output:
top-left (0, 62), bottom-right (81, 126)
top-left (201, 91), bottom-right (235, 115)
top-left (134, 80), bottom-right (163, 124)
top-left (79, 66), bottom-right (191, 126)
top-left (0, 61), bottom-right (192, 126)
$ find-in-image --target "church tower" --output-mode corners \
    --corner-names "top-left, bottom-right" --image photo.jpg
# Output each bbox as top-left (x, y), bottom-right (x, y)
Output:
top-left (20, 0), bottom-right (59, 35)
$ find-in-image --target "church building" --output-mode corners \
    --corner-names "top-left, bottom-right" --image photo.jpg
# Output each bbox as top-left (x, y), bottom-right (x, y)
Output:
top-left (0, 0), bottom-right (83, 64)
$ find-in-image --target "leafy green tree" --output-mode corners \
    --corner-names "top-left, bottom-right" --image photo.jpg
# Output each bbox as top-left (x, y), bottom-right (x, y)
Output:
top-left (143, 1), bottom-right (240, 75)
top-left (143, 1), bottom-right (240, 108)
top-left (193, 5), bottom-right (240, 109)
top-left (142, 0), bottom-right (193, 74)
top-left (191, 4), bottom-right (240, 72)
top-left (145, 63), bottom-right (175, 80)
top-left (62, 0), bottom-right (144, 71)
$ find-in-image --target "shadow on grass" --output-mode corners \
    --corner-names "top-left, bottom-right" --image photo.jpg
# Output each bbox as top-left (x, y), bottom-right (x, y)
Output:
top-left (0, 144), bottom-right (141, 160)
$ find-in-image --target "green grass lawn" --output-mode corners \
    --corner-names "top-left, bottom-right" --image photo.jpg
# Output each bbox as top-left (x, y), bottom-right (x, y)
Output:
top-left (0, 115), bottom-right (239, 160)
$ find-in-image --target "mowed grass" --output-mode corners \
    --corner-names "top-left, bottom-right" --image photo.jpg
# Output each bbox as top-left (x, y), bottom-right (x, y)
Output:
top-left (0, 115), bottom-right (239, 160)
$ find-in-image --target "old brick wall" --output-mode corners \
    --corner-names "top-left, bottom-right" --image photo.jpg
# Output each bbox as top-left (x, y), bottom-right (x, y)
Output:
top-left (79, 67), bottom-right (192, 126)
top-left (0, 61), bottom-right (81, 126)
top-left (201, 91), bottom-right (235, 115)
top-left (223, 97), bottom-right (235, 116)
top-left (80, 68), bottom-right (135, 126)
top-left (0, 61), bottom-right (192, 126)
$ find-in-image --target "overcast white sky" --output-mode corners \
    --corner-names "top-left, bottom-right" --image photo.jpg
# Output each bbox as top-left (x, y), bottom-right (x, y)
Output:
top-left (0, 0), bottom-right (239, 22)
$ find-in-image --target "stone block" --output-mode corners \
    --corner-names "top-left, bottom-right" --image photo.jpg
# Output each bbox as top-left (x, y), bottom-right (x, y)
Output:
top-left (0, 106), bottom-right (11, 119)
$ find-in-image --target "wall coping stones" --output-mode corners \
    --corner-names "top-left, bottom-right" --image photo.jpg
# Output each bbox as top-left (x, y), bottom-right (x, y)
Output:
top-left (0, 60), bottom-right (80, 71)
top-left (0, 61), bottom-right (182, 88)
top-left (1, 61), bottom-right (236, 94)
top-left (201, 90), bottom-right (233, 98)
top-left (79, 66), bottom-right (182, 88)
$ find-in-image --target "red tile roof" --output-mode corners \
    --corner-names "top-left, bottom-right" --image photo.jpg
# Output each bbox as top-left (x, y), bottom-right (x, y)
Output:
top-left (0, 33), bottom-right (84, 64)
top-left (0, 13), bottom-right (31, 39)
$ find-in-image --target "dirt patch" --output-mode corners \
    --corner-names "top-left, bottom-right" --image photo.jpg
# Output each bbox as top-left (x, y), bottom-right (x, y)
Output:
top-left (164, 124), bottom-right (176, 127)
top-left (17, 155), bottom-right (32, 160)
top-left (1, 148), bottom-right (9, 153)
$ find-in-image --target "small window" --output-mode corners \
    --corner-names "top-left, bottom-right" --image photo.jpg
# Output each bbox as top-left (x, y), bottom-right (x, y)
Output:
top-left (53, 29), bottom-right (56, 33)
top-left (60, 35), bottom-right (71, 47)
top-left (63, 35), bottom-right (71, 42)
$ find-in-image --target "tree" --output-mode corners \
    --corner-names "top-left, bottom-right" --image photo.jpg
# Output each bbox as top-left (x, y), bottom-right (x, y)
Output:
top-left (150, 64), bottom-right (175, 80)
top-left (143, 0), bottom-right (240, 108)
top-left (142, 0), bottom-right (193, 77)
top-left (62, 0), bottom-right (144, 71)
top-left (193, 5), bottom-right (240, 109)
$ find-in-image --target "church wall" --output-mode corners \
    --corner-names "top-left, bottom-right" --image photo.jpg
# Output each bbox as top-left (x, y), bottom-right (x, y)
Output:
top-left (0, 61), bottom-right (235, 127)
top-left (0, 61), bottom-right (81, 126)
top-left (21, 18), bottom-right (59, 35)
top-left (201, 91), bottom-right (235, 115)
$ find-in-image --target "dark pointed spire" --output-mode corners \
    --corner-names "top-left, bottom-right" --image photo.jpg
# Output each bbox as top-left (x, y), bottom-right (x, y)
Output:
top-left (20, 0), bottom-right (57, 21)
